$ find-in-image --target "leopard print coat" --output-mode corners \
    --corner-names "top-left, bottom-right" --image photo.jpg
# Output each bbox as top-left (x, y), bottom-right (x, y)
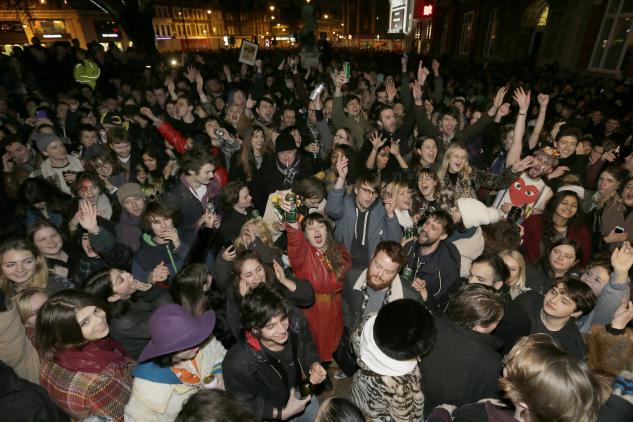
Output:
top-left (350, 316), bottom-right (425, 422)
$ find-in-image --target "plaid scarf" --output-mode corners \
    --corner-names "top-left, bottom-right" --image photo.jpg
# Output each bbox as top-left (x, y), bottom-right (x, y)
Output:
top-left (276, 157), bottom-right (301, 186)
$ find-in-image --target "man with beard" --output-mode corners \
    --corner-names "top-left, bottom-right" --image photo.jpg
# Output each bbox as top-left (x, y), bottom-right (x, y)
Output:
top-left (491, 147), bottom-right (558, 221)
top-left (402, 210), bottom-right (461, 310)
top-left (338, 241), bottom-right (422, 376)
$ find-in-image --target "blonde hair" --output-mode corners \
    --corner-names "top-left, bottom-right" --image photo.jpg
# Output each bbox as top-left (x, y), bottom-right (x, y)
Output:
top-left (11, 287), bottom-right (48, 324)
top-left (498, 249), bottom-right (527, 290)
top-left (234, 218), bottom-right (278, 254)
top-left (0, 239), bottom-right (49, 299)
top-left (437, 143), bottom-right (472, 183)
top-left (381, 180), bottom-right (410, 209)
top-left (500, 334), bottom-right (602, 422)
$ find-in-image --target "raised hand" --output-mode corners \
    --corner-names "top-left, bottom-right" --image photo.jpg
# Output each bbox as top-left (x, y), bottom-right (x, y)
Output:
top-left (511, 156), bottom-right (536, 173)
top-left (184, 65), bottom-right (197, 82)
top-left (412, 80), bottom-right (423, 102)
top-left (537, 93), bottom-right (549, 107)
top-left (493, 86), bottom-right (508, 109)
top-left (513, 87), bottom-right (531, 113)
top-left (369, 131), bottom-right (386, 151)
top-left (417, 61), bottom-right (430, 84)
top-left (611, 297), bottom-right (633, 330)
top-left (385, 80), bottom-right (397, 102)
top-left (611, 241), bottom-right (633, 274)
top-left (76, 200), bottom-right (99, 233)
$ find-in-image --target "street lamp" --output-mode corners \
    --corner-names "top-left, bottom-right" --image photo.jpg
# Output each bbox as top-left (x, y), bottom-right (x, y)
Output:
top-left (271, 15), bottom-right (275, 20)
top-left (270, 6), bottom-right (275, 11)
top-left (324, 14), bottom-right (329, 19)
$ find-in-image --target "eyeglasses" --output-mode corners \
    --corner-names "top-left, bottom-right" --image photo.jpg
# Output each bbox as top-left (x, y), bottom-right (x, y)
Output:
top-left (359, 186), bottom-right (378, 198)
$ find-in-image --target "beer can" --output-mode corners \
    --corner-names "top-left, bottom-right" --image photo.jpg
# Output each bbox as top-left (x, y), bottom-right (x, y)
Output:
top-left (343, 62), bottom-right (351, 80)
top-left (285, 192), bottom-right (297, 223)
top-left (309, 83), bottom-right (326, 101)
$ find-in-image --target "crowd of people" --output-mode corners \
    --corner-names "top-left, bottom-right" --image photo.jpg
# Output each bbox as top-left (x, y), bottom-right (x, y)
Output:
top-left (0, 37), bottom-right (632, 422)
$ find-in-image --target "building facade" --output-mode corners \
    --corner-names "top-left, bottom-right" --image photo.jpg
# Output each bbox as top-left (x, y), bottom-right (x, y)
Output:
top-left (415, 0), bottom-right (632, 77)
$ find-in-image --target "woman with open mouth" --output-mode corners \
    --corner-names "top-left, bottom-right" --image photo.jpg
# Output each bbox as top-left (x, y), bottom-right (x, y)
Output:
top-left (286, 212), bottom-right (351, 391)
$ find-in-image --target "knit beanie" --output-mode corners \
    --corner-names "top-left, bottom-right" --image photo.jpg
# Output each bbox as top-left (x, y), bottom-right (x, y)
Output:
top-left (32, 133), bottom-right (62, 153)
top-left (457, 198), bottom-right (502, 229)
top-left (275, 131), bottom-right (297, 153)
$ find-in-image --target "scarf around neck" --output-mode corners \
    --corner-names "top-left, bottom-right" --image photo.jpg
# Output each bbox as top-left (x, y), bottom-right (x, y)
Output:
top-left (54, 336), bottom-right (129, 373)
top-left (360, 315), bottom-right (418, 377)
top-left (276, 156), bottom-right (301, 186)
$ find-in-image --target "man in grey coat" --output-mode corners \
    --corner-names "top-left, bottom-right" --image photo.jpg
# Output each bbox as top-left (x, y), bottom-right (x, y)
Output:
top-left (325, 155), bottom-right (402, 282)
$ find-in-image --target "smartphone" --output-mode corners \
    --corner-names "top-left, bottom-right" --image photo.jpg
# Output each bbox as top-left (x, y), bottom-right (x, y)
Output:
top-left (35, 110), bottom-right (48, 119)
top-left (615, 226), bottom-right (625, 234)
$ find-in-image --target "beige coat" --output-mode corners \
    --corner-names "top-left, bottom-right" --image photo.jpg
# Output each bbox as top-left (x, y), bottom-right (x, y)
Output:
top-left (0, 307), bottom-right (40, 384)
top-left (124, 337), bottom-right (226, 421)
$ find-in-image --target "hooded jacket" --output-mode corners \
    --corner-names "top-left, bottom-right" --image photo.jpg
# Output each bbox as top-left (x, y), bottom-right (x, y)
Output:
top-left (132, 231), bottom-right (192, 284)
top-left (325, 187), bottom-right (402, 263)
top-left (402, 239), bottom-right (462, 308)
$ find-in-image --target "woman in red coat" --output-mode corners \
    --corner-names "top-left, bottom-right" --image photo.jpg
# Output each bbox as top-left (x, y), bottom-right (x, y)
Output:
top-left (287, 213), bottom-right (351, 363)
top-left (521, 190), bottom-right (591, 267)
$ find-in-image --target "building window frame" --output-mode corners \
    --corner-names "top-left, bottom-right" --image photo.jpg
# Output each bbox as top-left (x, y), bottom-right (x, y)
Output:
top-left (484, 8), bottom-right (498, 58)
top-left (459, 11), bottom-right (474, 55)
top-left (588, 0), bottom-right (633, 74)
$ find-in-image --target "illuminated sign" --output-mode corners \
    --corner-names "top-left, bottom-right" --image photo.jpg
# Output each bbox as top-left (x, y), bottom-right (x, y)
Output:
top-left (101, 33), bottom-right (118, 38)
top-left (423, 5), bottom-right (433, 16)
top-left (42, 34), bottom-right (62, 38)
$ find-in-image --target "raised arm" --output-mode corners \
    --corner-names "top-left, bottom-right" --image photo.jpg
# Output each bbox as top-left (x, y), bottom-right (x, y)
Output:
top-left (506, 88), bottom-right (530, 168)
top-left (528, 94), bottom-right (549, 150)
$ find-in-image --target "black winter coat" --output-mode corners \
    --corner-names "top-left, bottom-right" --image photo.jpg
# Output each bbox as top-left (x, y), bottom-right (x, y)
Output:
top-left (222, 309), bottom-right (320, 422)
top-left (420, 315), bottom-right (504, 416)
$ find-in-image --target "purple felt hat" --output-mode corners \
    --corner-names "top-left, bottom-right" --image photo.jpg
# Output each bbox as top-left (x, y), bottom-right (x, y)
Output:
top-left (138, 304), bottom-right (216, 362)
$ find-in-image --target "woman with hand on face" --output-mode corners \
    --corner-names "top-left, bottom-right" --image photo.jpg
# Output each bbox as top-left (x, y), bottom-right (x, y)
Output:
top-left (364, 130), bottom-right (409, 185)
top-left (69, 171), bottom-right (113, 223)
top-left (70, 199), bottom-right (133, 288)
top-left (37, 290), bottom-right (135, 422)
top-left (498, 250), bottom-right (530, 300)
top-left (83, 267), bottom-right (171, 360)
top-left (124, 304), bottom-right (226, 422)
top-left (132, 201), bottom-right (194, 286)
top-left (211, 248), bottom-right (314, 347)
top-left (382, 181), bottom-right (415, 234)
